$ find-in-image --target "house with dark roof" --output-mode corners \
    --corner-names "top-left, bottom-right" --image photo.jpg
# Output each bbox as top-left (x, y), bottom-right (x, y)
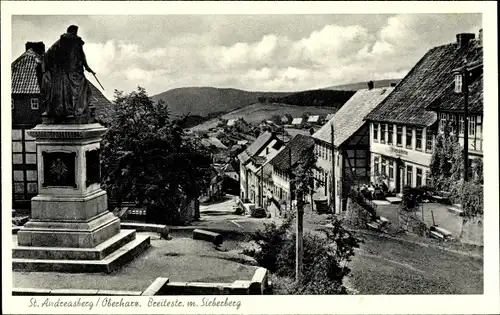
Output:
top-left (364, 31), bottom-right (483, 193)
top-left (237, 132), bottom-right (284, 206)
top-left (312, 84), bottom-right (394, 212)
top-left (11, 41), bottom-right (113, 211)
top-left (267, 134), bottom-right (315, 212)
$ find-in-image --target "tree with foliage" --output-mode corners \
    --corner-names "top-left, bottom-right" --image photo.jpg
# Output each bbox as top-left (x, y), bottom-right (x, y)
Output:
top-left (429, 122), bottom-right (463, 191)
top-left (100, 87), bottom-right (212, 224)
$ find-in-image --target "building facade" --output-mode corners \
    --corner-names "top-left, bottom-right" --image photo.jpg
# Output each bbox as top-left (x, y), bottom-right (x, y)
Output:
top-left (11, 41), bottom-right (113, 211)
top-left (238, 132), bottom-right (284, 206)
top-left (312, 85), bottom-right (394, 213)
top-left (365, 32), bottom-right (483, 191)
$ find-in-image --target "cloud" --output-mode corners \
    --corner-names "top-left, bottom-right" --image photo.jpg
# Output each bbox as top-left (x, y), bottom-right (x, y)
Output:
top-left (12, 14), bottom-right (482, 97)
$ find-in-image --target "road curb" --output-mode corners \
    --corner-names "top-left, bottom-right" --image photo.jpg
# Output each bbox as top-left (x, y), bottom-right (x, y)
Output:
top-left (344, 227), bottom-right (483, 260)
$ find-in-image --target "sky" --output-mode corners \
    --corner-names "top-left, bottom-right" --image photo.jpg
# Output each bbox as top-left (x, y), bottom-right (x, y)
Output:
top-left (12, 14), bottom-right (481, 100)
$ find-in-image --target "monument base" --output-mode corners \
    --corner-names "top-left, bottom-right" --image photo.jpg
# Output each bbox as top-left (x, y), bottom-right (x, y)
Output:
top-left (12, 123), bottom-right (150, 273)
top-left (13, 230), bottom-right (150, 273)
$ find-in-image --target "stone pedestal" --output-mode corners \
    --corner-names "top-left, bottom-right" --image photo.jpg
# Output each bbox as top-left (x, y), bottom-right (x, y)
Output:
top-left (13, 124), bottom-right (150, 273)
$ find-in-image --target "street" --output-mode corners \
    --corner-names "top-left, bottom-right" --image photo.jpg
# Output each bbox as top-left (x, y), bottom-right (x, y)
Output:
top-left (197, 195), bottom-right (483, 294)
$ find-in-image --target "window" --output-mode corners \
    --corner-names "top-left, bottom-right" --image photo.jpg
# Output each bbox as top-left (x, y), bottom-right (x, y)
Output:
top-left (425, 170), bottom-right (432, 187)
top-left (381, 158), bottom-right (387, 176)
top-left (373, 123), bottom-right (379, 141)
top-left (454, 74), bottom-right (463, 93)
top-left (406, 165), bottom-right (413, 187)
top-left (380, 124), bottom-right (386, 143)
top-left (389, 161), bottom-right (394, 180)
top-left (406, 127), bottom-right (413, 149)
top-left (416, 128), bottom-right (423, 150)
top-left (450, 115), bottom-right (457, 133)
top-left (396, 125), bottom-right (403, 146)
top-left (374, 156), bottom-right (380, 174)
top-left (31, 98), bottom-right (39, 110)
top-left (426, 131), bottom-right (433, 152)
top-left (416, 168), bottom-right (422, 187)
top-left (388, 124), bottom-right (394, 145)
top-left (439, 113), bottom-right (447, 133)
top-left (459, 115), bottom-right (465, 135)
top-left (469, 116), bottom-right (476, 136)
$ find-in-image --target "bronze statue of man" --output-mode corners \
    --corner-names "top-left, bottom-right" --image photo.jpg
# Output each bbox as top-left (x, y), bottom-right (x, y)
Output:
top-left (41, 25), bottom-right (96, 124)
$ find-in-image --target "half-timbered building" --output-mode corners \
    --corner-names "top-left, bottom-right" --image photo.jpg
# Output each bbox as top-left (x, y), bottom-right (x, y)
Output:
top-left (312, 84), bottom-right (394, 213)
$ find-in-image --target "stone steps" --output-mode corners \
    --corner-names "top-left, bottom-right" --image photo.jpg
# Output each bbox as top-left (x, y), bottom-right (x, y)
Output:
top-left (13, 229), bottom-right (136, 261)
top-left (12, 234), bottom-right (150, 273)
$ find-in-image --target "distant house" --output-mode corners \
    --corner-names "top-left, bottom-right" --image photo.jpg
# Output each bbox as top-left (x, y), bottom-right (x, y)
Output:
top-left (268, 134), bottom-right (315, 212)
top-left (237, 132), bottom-right (285, 206)
top-left (291, 117), bottom-right (303, 127)
top-left (11, 41), bottom-right (113, 211)
top-left (365, 31), bottom-right (483, 192)
top-left (237, 140), bottom-right (249, 146)
top-left (307, 115), bottom-right (320, 124)
top-left (227, 117), bottom-right (251, 133)
top-left (312, 84), bottom-right (394, 213)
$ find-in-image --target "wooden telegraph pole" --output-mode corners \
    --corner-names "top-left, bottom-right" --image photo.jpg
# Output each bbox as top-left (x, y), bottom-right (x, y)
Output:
top-left (462, 60), bottom-right (469, 182)
top-left (331, 122), bottom-right (336, 214)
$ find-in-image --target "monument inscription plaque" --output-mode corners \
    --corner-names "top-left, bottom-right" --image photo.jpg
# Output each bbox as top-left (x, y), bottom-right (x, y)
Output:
top-left (42, 151), bottom-right (77, 187)
top-left (86, 148), bottom-right (101, 187)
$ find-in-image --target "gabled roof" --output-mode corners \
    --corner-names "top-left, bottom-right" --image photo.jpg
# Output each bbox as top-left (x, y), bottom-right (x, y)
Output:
top-left (270, 134), bottom-right (315, 171)
top-left (313, 87), bottom-right (394, 146)
top-left (292, 117), bottom-right (303, 125)
top-left (12, 49), bottom-right (42, 94)
top-left (426, 72), bottom-right (483, 114)
top-left (237, 131), bottom-right (275, 164)
top-left (365, 40), bottom-right (483, 126)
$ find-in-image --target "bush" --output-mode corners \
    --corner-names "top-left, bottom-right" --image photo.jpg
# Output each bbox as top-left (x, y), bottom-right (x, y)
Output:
top-left (450, 181), bottom-right (483, 217)
top-left (246, 217), bottom-right (361, 294)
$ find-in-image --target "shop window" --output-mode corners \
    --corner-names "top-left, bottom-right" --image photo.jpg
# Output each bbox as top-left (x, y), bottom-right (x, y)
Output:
top-left (389, 162), bottom-right (394, 180)
top-left (374, 156), bottom-right (380, 174)
top-left (459, 115), bottom-right (464, 135)
top-left (406, 165), bottom-right (413, 187)
top-left (381, 158), bottom-right (387, 176)
top-left (416, 168), bottom-right (422, 187)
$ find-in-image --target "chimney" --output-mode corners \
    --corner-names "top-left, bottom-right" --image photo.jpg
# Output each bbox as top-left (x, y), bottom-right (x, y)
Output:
top-left (25, 42), bottom-right (45, 55)
top-left (456, 33), bottom-right (475, 49)
top-left (367, 81), bottom-right (374, 90)
top-left (390, 82), bottom-right (397, 87)
top-left (478, 29), bottom-right (483, 46)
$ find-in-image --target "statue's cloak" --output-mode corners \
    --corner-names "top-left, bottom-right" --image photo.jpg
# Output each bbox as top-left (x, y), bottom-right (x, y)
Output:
top-left (41, 33), bottom-right (92, 123)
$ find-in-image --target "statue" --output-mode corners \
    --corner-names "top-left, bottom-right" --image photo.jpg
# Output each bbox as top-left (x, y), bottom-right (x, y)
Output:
top-left (41, 25), bottom-right (96, 124)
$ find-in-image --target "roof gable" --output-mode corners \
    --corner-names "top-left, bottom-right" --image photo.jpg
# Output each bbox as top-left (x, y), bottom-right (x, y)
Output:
top-left (312, 87), bottom-right (393, 146)
top-left (12, 49), bottom-right (42, 94)
top-left (365, 41), bottom-right (483, 126)
top-left (237, 131), bottom-right (275, 164)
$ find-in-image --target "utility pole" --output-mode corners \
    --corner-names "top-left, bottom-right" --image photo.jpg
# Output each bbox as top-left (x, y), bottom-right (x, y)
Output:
top-left (462, 60), bottom-right (469, 182)
top-left (330, 122), bottom-right (336, 214)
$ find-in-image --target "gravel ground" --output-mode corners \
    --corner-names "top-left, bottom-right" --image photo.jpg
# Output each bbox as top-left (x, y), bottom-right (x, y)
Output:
top-left (13, 233), bottom-right (257, 292)
top-left (348, 233), bottom-right (483, 294)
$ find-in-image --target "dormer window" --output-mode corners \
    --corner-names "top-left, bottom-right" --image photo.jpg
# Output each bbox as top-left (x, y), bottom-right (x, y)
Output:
top-left (31, 98), bottom-right (39, 110)
top-left (454, 74), bottom-right (463, 93)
